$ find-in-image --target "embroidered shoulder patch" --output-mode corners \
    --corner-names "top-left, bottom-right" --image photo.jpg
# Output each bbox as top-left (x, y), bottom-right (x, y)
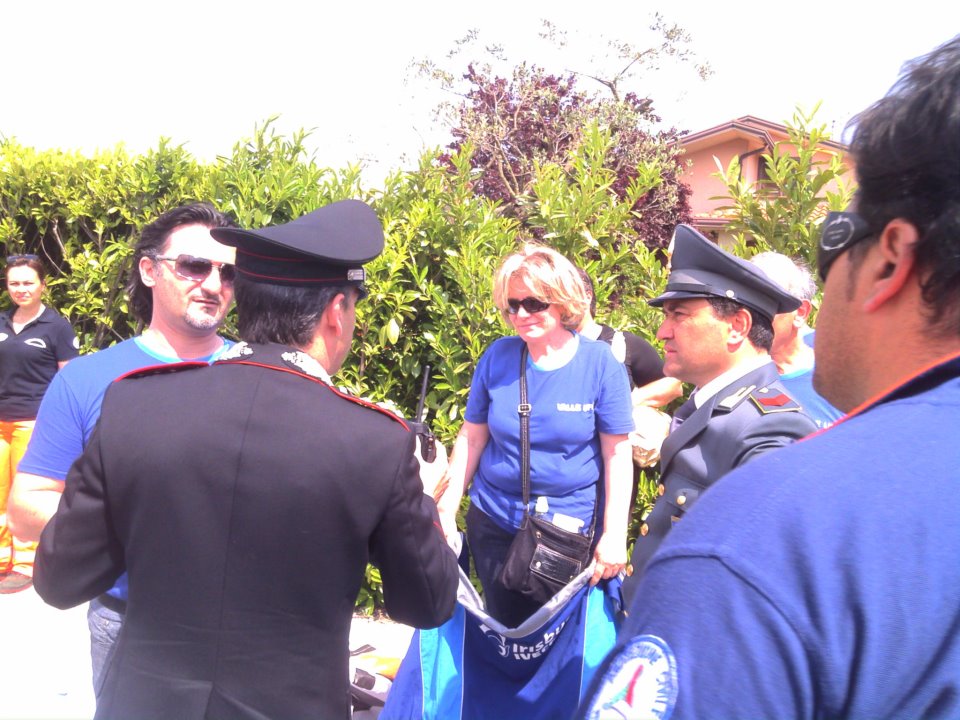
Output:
top-left (749, 385), bottom-right (802, 414)
top-left (582, 634), bottom-right (679, 720)
top-left (218, 341), bottom-right (253, 360)
top-left (281, 350), bottom-right (328, 380)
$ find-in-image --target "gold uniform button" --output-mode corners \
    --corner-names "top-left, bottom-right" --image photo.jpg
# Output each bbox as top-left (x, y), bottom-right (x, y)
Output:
top-left (657, 483), bottom-right (665, 496)
top-left (640, 523), bottom-right (649, 536)
top-left (677, 494), bottom-right (687, 506)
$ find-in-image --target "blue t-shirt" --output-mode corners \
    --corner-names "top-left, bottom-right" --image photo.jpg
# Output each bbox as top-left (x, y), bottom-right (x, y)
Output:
top-left (465, 334), bottom-right (633, 531)
top-left (20, 335), bottom-right (233, 602)
top-left (580, 355), bottom-right (960, 720)
top-left (777, 331), bottom-right (841, 428)
top-left (780, 365), bottom-right (843, 429)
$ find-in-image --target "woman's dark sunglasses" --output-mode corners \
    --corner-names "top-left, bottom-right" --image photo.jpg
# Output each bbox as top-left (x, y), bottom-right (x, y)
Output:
top-left (155, 254), bottom-right (236, 284)
top-left (506, 296), bottom-right (551, 314)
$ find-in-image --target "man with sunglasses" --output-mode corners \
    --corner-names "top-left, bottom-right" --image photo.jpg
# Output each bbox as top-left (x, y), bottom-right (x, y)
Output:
top-left (578, 36), bottom-right (960, 720)
top-left (9, 203), bottom-right (237, 693)
top-left (32, 200), bottom-right (458, 719)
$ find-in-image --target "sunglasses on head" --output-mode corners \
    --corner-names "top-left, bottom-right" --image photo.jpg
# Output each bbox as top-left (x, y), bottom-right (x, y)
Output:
top-left (818, 211), bottom-right (875, 281)
top-left (6, 254), bottom-right (40, 264)
top-left (506, 296), bottom-right (551, 314)
top-left (155, 254), bottom-right (236, 284)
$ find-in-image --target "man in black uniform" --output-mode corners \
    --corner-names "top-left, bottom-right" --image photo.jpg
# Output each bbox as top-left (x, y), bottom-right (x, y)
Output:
top-left (33, 200), bottom-right (459, 720)
top-left (621, 225), bottom-right (816, 606)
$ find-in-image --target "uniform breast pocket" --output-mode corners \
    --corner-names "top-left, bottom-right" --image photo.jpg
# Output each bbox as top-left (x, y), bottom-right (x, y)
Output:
top-left (665, 487), bottom-right (702, 524)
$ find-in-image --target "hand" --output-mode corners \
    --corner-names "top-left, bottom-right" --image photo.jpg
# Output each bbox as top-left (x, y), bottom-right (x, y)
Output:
top-left (589, 531), bottom-right (627, 586)
top-left (436, 507), bottom-right (461, 553)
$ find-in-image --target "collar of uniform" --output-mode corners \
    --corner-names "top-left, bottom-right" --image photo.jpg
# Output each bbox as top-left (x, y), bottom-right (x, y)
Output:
top-left (693, 355), bottom-right (774, 408)
top-left (216, 341), bottom-right (335, 384)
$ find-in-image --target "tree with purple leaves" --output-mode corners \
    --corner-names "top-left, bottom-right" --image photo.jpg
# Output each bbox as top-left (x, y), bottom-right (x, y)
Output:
top-left (441, 62), bottom-right (693, 254)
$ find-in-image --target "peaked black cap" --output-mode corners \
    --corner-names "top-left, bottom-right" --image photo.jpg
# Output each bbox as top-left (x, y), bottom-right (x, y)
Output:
top-left (211, 199), bottom-right (384, 287)
top-left (649, 225), bottom-right (801, 321)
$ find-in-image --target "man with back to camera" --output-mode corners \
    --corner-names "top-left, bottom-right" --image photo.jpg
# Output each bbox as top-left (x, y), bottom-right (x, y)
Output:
top-left (33, 199), bottom-right (459, 719)
top-left (9, 203), bottom-right (237, 690)
top-left (750, 250), bottom-right (843, 428)
top-left (619, 226), bottom-right (817, 608)
top-left (579, 35), bottom-right (960, 719)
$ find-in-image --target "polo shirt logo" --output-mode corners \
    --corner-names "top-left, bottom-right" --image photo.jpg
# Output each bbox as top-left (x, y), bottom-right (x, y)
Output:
top-left (556, 402), bottom-right (595, 412)
top-left (0, 333), bottom-right (8, 342)
top-left (25, 338), bottom-right (48, 349)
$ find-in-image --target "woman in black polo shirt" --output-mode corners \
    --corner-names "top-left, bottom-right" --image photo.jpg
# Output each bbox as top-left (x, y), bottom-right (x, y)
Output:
top-left (0, 254), bottom-right (79, 593)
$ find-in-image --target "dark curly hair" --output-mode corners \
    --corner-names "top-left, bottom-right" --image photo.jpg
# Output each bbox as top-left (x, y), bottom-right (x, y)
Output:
top-left (846, 35), bottom-right (960, 331)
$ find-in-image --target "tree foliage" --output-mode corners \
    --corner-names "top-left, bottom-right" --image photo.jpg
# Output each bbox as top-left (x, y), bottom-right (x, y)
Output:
top-left (441, 63), bottom-right (692, 252)
top-left (410, 17), bottom-right (709, 254)
top-left (0, 138), bottom-right (222, 348)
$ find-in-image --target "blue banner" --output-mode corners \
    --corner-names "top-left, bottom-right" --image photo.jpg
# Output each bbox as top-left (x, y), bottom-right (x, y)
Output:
top-left (383, 567), bottom-right (621, 720)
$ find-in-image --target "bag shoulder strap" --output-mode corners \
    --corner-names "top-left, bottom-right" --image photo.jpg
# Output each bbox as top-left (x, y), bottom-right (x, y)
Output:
top-left (519, 345), bottom-right (532, 512)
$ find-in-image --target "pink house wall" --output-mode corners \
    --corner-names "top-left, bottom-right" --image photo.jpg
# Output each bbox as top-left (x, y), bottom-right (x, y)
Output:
top-left (682, 138), bottom-right (759, 216)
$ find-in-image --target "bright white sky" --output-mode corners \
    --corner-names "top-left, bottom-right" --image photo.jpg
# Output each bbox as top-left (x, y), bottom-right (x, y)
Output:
top-left (3, 1), bottom-right (957, 185)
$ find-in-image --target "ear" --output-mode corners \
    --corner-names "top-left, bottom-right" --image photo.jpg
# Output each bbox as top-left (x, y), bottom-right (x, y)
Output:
top-left (862, 218), bottom-right (919, 313)
top-left (139, 256), bottom-right (158, 288)
top-left (324, 292), bottom-right (349, 336)
top-left (794, 300), bottom-right (813, 327)
top-left (726, 306), bottom-right (753, 345)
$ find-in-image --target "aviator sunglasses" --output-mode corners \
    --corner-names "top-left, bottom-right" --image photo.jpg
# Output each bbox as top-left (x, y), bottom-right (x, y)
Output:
top-left (5, 254), bottom-right (40, 263)
top-left (506, 296), bottom-right (551, 314)
top-left (155, 254), bottom-right (236, 284)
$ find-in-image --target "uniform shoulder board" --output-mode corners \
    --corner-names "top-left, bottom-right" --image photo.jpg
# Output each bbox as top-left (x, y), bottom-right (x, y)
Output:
top-left (717, 384), bottom-right (756, 410)
top-left (115, 361), bottom-right (208, 382)
top-left (749, 384), bottom-right (803, 414)
top-left (325, 384), bottom-right (411, 430)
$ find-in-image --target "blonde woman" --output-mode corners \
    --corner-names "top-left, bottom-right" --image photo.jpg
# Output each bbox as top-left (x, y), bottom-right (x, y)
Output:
top-left (438, 244), bottom-right (634, 627)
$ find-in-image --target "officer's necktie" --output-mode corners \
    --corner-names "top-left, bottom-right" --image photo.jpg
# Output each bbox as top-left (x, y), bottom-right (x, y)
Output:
top-left (669, 397), bottom-right (697, 432)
